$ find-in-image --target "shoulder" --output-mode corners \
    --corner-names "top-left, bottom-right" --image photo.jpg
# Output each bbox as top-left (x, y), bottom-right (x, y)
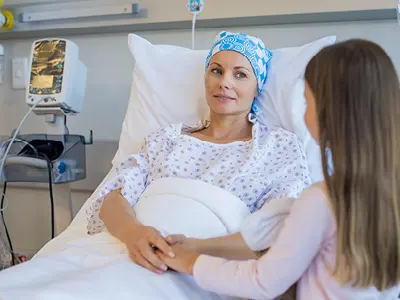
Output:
top-left (301, 181), bottom-right (329, 200)
top-left (144, 123), bottom-right (183, 143)
top-left (255, 124), bottom-right (306, 161)
top-left (255, 124), bottom-right (304, 149)
top-left (296, 181), bottom-right (333, 218)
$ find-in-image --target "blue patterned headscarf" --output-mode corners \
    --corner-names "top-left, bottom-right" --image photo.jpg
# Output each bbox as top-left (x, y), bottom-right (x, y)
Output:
top-left (205, 31), bottom-right (273, 97)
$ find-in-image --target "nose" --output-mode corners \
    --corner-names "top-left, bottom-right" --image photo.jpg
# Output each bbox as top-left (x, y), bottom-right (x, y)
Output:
top-left (219, 73), bottom-right (233, 90)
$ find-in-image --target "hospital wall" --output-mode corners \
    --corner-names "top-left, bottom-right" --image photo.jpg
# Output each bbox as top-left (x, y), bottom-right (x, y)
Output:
top-left (0, 19), bottom-right (399, 256)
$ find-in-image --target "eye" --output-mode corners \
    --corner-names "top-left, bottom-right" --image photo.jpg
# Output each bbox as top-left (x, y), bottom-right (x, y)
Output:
top-left (235, 72), bottom-right (247, 79)
top-left (211, 68), bottom-right (222, 75)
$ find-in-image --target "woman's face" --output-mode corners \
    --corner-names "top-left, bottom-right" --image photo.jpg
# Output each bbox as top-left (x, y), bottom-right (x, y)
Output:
top-left (205, 51), bottom-right (258, 117)
top-left (304, 80), bottom-right (320, 143)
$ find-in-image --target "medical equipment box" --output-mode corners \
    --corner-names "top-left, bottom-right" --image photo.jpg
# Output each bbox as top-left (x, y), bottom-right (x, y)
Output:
top-left (0, 134), bottom-right (87, 184)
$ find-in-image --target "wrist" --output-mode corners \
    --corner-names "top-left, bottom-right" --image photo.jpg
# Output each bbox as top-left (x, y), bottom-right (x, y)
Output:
top-left (187, 238), bottom-right (198, 252)
top-left (186, 253), bottom-right (200, 275)
top-left (118, 219), bottom-right (142, 243)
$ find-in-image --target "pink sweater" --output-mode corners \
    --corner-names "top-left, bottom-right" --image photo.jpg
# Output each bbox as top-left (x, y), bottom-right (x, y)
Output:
top-left (193, 184), bottom-right (400, 300)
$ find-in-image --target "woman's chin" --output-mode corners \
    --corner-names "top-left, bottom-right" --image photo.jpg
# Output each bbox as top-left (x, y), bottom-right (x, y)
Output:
top-left (211, 109), bottom-right (238, 117)
top-left (209, 104), bottom-right (239, 116)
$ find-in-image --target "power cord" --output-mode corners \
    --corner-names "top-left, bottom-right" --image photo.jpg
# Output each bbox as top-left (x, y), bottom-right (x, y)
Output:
top-left (0, 99), bottom-right (43, 182)
top-left (0, 159), bottom-right (55, 269)
top-left (0, 98), bottom-right (56, 267)
top-left (0, 182), bottom-right (15, 266)
top-left (46, 160), bottom-right (55, 239)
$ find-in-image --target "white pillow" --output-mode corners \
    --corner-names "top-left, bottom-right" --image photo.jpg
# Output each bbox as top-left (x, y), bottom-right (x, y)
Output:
top-left (114, 35), bottom-right (208, 162)
top-left (113, 34), bottom-right (336, 182)
top-left (256, 36), bottom-right (337, 181)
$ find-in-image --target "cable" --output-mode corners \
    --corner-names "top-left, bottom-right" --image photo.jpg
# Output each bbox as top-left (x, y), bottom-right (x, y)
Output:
top-left (0, 99), bottom-right (43, 183)
top-left (0, 188), bottom-right (8, 213)
top-left (192, 14), bottom-right (197, 50)
top-left (0, 138), bottom-right (39, 159)
top-left (187, 0), bottom-right (203, 50)
top-left (64, 115), bottom-right (69, 135)
top-left (0, 100), bottom-right (43, 266)
top-left (47, 160), bottom-right (55, 239)
top-left (0, 182), bottom-right (15, 266)
top-left (0, 183), bottom-right (22, 266)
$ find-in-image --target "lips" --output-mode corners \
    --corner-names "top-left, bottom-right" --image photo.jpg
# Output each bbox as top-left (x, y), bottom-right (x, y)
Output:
top-left (214, 94), bottom-right (236, 102)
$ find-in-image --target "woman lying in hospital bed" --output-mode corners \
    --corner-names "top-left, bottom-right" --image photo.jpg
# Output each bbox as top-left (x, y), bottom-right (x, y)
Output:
top-left (0, 32), bottom-right (310, 300)
top-left (88, 31), bottom-right (310, 274)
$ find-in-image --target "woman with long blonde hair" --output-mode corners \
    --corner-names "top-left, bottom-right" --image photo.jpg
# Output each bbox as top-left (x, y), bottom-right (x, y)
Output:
top-left (158, 39), bottom-right (400, 299)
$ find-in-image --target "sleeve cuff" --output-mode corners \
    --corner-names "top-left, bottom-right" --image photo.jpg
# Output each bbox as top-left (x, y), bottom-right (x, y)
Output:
top-left (193, 255), bottom-right (227, 289)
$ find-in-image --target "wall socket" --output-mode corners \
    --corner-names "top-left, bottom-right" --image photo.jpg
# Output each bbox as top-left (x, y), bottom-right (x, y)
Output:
top-left (12, 57), bottom-right (28, 89)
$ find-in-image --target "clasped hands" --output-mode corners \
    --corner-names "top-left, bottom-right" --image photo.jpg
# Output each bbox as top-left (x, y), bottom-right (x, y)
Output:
top-left (123, 224), bottom-right (199, 275)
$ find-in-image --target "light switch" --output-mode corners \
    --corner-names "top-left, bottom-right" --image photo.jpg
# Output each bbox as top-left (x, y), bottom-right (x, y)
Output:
top-left (12, 57), bottom-right (28, 89)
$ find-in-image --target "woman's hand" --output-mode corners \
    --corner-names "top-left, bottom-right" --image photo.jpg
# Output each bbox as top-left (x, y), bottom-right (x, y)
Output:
top-left (157, 244), bottom-right (200, 275)
top-left (122, 225), bottom-right (175, 275)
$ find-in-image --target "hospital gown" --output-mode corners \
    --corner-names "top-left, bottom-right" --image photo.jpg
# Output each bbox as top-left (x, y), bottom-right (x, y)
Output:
top-left (86, 122), bottom-right (311, 234)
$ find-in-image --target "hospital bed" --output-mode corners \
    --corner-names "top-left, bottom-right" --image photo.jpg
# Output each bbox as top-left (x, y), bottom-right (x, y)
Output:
top-left (0, 33), bottom-right (336, 300)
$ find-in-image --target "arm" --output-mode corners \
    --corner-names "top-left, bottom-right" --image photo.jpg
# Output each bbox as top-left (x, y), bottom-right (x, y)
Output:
top-left (85, 142), bottom-right (174, 273)
top-left (188, 233), bottom-right (260, 260)
top-left (99, 188), bottom-right (140, 243)
top-left (99, 188), bottom-right (174, 274)
top-left (160, 185), bottom-right (333, 300)
top-left (240, 131), bottom-right (311, 252)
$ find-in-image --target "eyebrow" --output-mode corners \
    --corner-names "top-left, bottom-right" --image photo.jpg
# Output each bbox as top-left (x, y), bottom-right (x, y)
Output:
top-left (210, 62), bottom-right (250, 72)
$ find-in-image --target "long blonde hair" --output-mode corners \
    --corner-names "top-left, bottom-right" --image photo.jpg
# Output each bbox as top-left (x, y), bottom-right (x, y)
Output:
top-left (305, 39), bottom-right (400, 290)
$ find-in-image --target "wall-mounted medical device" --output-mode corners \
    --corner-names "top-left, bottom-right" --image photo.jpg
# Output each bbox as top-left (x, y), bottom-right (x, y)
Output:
top-left (0, 0), bottom-right (14, 31)
top-left (26, 38), bottom-right (87, 115)
top-left (0, 36), bottom-right (92, 252)
top-left (187, 0), bottom-right (204, 14)
top-left (187, 0), bottom-right (204, 50)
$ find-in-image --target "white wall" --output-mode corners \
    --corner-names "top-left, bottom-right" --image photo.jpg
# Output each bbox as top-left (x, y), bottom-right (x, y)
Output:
top-left (1, 19), bottom-right (399, 255)
top-left (6, 0), bottom-right (395, 35)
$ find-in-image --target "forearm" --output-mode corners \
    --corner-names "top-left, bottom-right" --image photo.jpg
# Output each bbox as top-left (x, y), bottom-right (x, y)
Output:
top-left (191, 233), bottom-right (259, 260)
top-left (99, 189), bottom-right (141, 243)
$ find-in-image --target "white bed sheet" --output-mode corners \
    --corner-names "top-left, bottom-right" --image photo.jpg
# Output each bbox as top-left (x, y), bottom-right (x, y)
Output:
top-left (0, 177), bottom-right (249, 300)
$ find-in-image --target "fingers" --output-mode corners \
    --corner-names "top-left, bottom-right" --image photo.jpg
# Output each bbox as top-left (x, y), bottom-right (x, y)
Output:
top-left (150, 232), bottom-right (175, 258)
top-left (138, 241), bottom-right (168, 272)
top-left (156, 250), bottom-right (174, 271)
top-left (166, 234), bottom-right (186, 245)
top-left (129, 251), bottom-right (163, 274)
top-left (126, 226), bottom-right (176, 274)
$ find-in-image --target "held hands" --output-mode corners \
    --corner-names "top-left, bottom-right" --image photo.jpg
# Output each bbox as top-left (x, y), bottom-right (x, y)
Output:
top-left (152, 234), bottom-right (200, 275)
top-left (123, 228), bottom-right (199, 275)
top-left (123, 225), bottom-right (175, 274)
top-left (156, 244), bottom-right (200, 275)
top-left (166, 234), bottom-right (196, 251)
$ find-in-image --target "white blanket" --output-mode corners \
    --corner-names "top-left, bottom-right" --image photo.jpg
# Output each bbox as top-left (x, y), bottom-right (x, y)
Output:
top-left (0, 178), bottom-right (250, 300)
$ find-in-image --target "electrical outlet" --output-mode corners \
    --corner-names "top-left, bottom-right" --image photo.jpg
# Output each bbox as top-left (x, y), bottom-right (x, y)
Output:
top-left (12, 57), bottom-right (28, 89)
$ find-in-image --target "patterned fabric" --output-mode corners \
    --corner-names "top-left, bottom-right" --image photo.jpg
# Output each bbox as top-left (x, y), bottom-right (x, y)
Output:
top-left (205, 31), bottom-right (273, 95)
top-left (86, 122), bottom-right (311, 235)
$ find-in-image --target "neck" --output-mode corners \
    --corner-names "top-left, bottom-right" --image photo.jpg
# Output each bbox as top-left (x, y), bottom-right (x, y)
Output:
top-left (205, 111), bottom-right (253, 140)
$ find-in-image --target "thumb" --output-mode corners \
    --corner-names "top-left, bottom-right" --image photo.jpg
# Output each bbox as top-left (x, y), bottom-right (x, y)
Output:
top-left (166, 234), bottom-right (186, 245)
